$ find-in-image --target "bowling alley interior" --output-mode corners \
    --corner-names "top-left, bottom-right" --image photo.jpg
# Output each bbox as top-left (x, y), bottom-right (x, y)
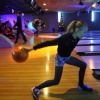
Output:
top-left (0, 0), bottom-right (100, 100)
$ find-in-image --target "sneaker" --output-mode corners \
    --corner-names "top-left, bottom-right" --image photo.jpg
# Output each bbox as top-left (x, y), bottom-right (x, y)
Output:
top-left (31, 87), bottom-right (40, 100)
top-left (78, 84), bottom-right (93, 92)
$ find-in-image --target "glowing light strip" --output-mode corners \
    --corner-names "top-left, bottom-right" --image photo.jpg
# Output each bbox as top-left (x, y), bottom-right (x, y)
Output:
top-left (91, 11), bottom-right (100, 22)
top-left (91, 11), bottom-right (94, 22)
top-left (58, 12), bottom-right (61, 22)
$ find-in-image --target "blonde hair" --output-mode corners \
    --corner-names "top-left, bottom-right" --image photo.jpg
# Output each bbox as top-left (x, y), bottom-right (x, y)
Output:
top-left (66, 20), bottom-right (88, 33)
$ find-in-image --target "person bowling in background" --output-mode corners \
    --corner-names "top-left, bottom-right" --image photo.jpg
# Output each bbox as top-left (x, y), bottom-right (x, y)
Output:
top-left (24, 20), bottom-right (93, 100)
top-left (13, 11), bottom-right (27, 44)
top-left (33, 19), bottom-right (42, 36)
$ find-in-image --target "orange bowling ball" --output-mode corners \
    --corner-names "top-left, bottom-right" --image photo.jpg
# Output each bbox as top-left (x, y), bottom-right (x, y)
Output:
top-left (12, 46), bottom-right (28, 63)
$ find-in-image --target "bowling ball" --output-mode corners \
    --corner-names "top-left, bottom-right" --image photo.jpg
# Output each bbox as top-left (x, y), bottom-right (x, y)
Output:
top-left (12, 46), bottom-right (28, 63)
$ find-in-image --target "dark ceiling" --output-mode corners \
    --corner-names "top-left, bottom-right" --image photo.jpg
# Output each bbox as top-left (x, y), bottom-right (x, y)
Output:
top-left (0, 0), bottom-right (34, 14)
top-left (0, 0), bottom-right (99, 15)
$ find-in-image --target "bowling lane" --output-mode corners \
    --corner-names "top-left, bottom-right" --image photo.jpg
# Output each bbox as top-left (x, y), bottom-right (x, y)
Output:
top-left (77, 40), bottom-right (100, 46)
top-left (81, 56), bottom-right (100, 69)
top-left (74, 45), bottom-right (100, 52)
top-left (75, 46), bottom-right (100, 69)
top-left (82, 31), bottom-right (100, 40)
top-left (75, 31), bottom-right (100, 70)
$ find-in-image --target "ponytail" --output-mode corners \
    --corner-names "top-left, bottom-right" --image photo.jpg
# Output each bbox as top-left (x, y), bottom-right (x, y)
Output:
top-left (66, 21), bottom-right (77, 33)
top-left (66, 20), bottom-right (87, 34)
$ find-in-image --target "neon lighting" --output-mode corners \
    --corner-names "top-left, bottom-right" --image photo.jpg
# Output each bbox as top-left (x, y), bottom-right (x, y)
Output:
top-left (58, 12), bottom-right (61, 22)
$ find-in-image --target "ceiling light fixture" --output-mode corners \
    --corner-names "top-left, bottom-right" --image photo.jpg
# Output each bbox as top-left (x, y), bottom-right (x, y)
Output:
top-left (97, 1), bottom-right (100, 5)
top-left (79, 0), bottom-right (83, 5)
top-left (24, 0), bottom-right (44, 14)
top-left (91, 1), bottom-right (100, 8)
top-left (43, 3), bottom-right (46, 6)
top-left (45, 9), bottom-right (48, 11)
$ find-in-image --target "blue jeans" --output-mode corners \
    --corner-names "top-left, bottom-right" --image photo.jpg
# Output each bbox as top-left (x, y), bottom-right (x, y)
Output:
top-left (55, 54), bottom-right (70, 66)
top-left (35, 54), bottom-right (87, 90)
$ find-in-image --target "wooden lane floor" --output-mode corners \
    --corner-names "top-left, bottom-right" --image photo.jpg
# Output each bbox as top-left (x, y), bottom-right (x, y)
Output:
top-left (0, 34), bottom-right (100, 100)
top-left (75, 44), bottom-right (100, 69)
top-left (80, 56), bottom-right (100, 69)
top-left (75, 31), bottom-right (100, 70)
top-left (75, 46), bottom-right (100, 52)
top-left (77, 40), bottom-right (100, 46)
top-left (82, 30), bottom-right (100, 40)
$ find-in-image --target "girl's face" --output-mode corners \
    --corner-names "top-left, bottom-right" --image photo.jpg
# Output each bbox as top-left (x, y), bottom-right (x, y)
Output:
top-left (76, 26), bottom-right (88, 39)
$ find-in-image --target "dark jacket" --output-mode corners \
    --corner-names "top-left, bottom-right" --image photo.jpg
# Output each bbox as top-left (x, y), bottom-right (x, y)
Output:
top-left (14, 15), bottom-right (22, 29)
